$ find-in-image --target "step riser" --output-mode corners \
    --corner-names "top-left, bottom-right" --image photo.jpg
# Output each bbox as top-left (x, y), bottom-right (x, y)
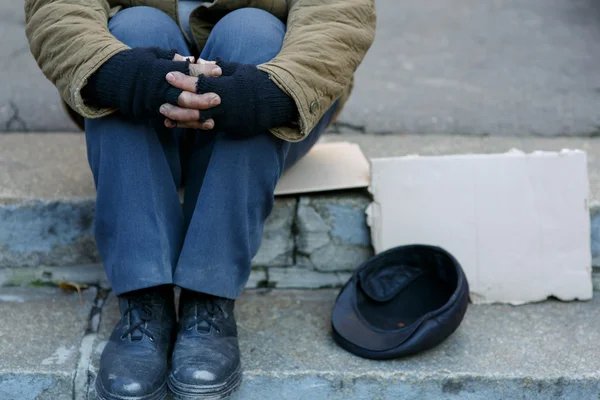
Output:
top-left (3, 196), bottom-right (600, 291)
top-left (232, 375), bottom-right (600, 400)
top-left (0, 194), bottom-right (372, 288)
top-left (8, 373), bottom-right (597, 400)
top-left (0, 200), bottom-right (97, 269)
top-left (0, 373), bottom-right (72, 400)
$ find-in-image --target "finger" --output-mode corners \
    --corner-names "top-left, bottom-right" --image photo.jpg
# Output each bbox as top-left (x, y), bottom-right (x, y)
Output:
top-left (166, 71), bottom-right (199, 92)
top-left (172, 53), bottom-right (195, 63)
top-left (189, 63), bottom-right (222, 77)
top-left (159, 104), bottom-right (200, 122)
top-left (164, 118), bottom-right (214, 130)
top-left (214, 58), bottom-right (239, 76)
top-left (177, 91), bottom-right (220, 110)
top-left (197, 58), bottom-right (217, 65)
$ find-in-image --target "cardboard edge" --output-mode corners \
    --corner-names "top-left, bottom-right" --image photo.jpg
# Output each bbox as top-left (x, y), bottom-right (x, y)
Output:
top-left (273, 141), bottom-right (371, 196)
top-left (274, 183), bottom-right (369, 197)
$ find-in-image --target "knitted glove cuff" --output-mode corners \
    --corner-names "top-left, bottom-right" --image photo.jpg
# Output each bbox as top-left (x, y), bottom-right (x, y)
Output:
top-left (195, 59), bottom-right (297, 137)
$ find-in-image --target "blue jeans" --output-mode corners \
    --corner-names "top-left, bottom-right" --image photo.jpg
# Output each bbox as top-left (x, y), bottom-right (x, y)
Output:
top-left (85, 6), bottom-right (337, 298)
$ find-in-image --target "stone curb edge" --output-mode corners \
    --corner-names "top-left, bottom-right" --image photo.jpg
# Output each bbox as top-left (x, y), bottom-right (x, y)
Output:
top-left (2, 193), bottom-right (600, 291)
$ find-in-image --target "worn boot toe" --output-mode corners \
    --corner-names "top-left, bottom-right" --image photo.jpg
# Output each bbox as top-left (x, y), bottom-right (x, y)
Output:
top-left (95, 287), bottom-right (174, 400)
top-left (168, 290), bottom-right (242, 400)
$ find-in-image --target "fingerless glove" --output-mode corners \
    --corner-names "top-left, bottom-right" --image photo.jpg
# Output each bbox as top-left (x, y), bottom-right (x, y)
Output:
top-left (83, 47), bottom-right (190, 117)
top-left (195, 59), bottom-right (297, 137)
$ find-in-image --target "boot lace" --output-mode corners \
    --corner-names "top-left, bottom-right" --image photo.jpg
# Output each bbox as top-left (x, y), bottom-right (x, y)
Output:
top-left (185, 297), bottom-right (228, 334)
top-left (120, 296), bottom-right (157, 341)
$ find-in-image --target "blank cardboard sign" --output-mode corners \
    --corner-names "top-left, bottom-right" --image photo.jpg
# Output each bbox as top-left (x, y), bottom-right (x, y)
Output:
top-left (367, 149), bottom-right (593, 305)
top-left (274, 142), bottom-right (370, 196)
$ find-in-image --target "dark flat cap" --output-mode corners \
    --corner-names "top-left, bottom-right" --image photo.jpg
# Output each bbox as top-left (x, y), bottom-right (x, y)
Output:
top-left (331, 244), bottom-right (469, 360)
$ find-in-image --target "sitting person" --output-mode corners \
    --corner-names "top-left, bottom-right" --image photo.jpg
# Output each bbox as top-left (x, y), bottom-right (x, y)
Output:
top-left (25, 0), bottom-right (375, 399)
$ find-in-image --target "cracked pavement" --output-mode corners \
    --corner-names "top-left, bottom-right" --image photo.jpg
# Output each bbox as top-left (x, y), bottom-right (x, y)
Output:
top-left (0, 1), bottom-right (78, 133)
top-left (1, 287), bottom-right (600, 400)
top-left (3, 102), bottom-right (28, 131)
top-left (2, 0), bottom-right (600, 135)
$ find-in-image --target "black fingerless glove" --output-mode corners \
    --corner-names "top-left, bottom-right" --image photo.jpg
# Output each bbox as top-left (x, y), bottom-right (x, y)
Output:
top-left (83, 47), bottom-right (190, 117)
top-left (195, 59), bottom-right (298, 137)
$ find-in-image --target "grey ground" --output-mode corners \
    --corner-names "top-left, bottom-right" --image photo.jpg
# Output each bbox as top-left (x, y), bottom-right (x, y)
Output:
top-left (2, 2), bottom-right (600, 398)
top-left (0, 287), bottom-right (97, 400)
top-left (2, 0), bottom-right (600, 135)
top-left (1, 287), bottom-right (599, 400)
top-left (4, 133), bottom-right (600, 200)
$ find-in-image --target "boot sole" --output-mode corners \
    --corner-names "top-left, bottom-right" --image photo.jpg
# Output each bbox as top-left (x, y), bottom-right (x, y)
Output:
top-left (95, 376), bottom-right (168, 400)
top-left (167, 364), bottom-right (242, 400)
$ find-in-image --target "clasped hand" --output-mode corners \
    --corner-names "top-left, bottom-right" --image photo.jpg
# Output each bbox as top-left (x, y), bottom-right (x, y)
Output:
top-left (160, 54), bottom-right (222, 130)
top-left (160, 53), bottom-right (293, 136)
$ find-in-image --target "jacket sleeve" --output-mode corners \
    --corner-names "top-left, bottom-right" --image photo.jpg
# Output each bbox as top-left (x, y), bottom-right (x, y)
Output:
top-left (257, 0), bottom-right (376, 142)
top-left (25, 0), bottom-right (130, 119)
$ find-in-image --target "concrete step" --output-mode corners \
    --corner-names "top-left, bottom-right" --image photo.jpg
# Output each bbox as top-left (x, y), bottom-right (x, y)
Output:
top-left (2, 133), bottom-right (600, 291)
top-left (0, 287), bottom-right (97, 400)
top-left (3, 0), bottom-right (600, 136)
top-left (1, 287), bottom-right (599, 400)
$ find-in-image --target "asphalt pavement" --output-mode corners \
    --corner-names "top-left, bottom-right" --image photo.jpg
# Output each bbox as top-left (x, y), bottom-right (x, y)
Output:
top-left (1, 0), bottom-right (600, 135)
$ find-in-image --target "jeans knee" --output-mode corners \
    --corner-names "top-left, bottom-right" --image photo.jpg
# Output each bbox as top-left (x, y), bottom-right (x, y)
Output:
top-left (215, 133), bottom-right (288, 176)
top-left (203, 8), bottom-right (286, 64)
top-left (85, 116), bottom-right (144, 162)
top-left (108, 6), bottom-right (188, 52)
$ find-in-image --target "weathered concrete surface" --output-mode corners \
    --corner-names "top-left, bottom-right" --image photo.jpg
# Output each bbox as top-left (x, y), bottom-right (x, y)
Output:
top-left (252, 198), bottom-right (296, 267)
top-left (4, 0), bottom-right (600, 135)
top-left (296, 194), bottom-right (372, 272)
top-left (590, 212), bottom-right (600, 268)
top-left (0, 264), bottom-right (109, 288)
top-left (267, 267), bottom-right (351, 289)
top-left (0, 199), bottom-right (295, 270)
top-left (0, 2), bottom-right (78, 132)
top-left (0, 287), bottom-right (95, 400)
top-left (0, 134), bottom-right (93, 200)
top-left (0, 136), bottom-right (94, 267)
top-left (337, 0), bottom-right (600, 136)
top-left (0, 264), bottom-right (266, 293)
top-left (0, 200), bottom-right (98, 268)
top-left (88, 290), bottom-right (600, 400)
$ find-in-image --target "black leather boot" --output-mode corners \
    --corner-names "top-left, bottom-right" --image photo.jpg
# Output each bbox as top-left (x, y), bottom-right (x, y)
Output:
top-left (168, 290), bottom-right (242, 399)
top-left (95, 286), bottom-right (175, 400)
